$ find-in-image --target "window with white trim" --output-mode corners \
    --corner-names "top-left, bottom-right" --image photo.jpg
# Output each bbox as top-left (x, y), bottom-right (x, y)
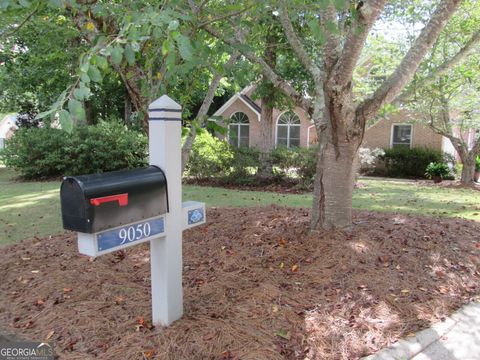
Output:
top-left (228, 112), bottom-right (249, 148)
top-left (391, 124), bottom-right (412, 148)
top-left (276, 111), bottom-right (301, 148)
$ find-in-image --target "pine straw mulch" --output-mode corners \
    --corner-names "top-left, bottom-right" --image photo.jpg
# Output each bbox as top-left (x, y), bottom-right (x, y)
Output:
top-left (1, 206), bottom-right (480, 360)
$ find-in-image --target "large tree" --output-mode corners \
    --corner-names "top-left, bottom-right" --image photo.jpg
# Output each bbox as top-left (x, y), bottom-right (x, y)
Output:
top-left (1, 0), bottom-right (242, 167)
top-left (197, 0), bottom-right (462, 230)
top-left (398, 1), bottom-right (480, 183)
top-left (411, 56), bottom-right (480, 184)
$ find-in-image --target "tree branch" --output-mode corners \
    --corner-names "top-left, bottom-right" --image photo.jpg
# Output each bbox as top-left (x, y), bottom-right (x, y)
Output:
top-left (197, 6), bottom-right (254, 28)
top-left (203, 25), bottom-right (313, 112)
top-left (357, 0), bottom-right (462, 124)
top-left (397, 30), bottom-right (480, 103)
top-left (0, 3), bottom-right (40, 39)
top-left (333, 0), bottom-right (387, 87)
top-left (181, 52), bottom-right (240, 171)
top-left (321, 4), bottom-right (341, 72)
top-left (278, 0), bottom-right (323, 85)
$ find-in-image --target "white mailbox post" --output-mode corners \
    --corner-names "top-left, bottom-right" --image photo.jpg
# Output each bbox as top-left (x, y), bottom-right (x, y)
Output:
top-left (72, 95), bottom-right (205, 327)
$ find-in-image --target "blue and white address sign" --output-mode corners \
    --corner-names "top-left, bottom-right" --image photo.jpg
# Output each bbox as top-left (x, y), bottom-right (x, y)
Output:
top-left (77, 201), bottom-right (206, 257)
top-left (97, 216), bottom-right (165, 252)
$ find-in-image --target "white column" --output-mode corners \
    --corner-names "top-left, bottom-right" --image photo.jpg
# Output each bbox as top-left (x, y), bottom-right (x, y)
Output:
top-left (148, 95), bottom-right (183, 326)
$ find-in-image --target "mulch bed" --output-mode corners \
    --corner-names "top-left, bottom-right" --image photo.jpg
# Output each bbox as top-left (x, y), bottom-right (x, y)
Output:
top-left (1, 206), bottom-right (479, 360)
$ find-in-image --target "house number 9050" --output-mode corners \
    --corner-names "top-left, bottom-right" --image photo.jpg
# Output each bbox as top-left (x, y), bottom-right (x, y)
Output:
top-left (119, 223), bottom-right (152, 244)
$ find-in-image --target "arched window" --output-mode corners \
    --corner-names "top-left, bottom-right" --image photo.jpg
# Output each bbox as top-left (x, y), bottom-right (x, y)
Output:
top-left (229, 112), bottom-right (249, 147)
top-left (276, 111), bottom-right (301, 148)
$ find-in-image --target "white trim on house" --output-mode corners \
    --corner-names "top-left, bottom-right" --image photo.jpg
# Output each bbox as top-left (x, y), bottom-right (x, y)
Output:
top-left (275, 110), bottom-right (301, 148)
top-left (227, 111), bottom-right (250, 148)
top-left (390, 123), bottom-right (413, 148)
top-left (212, 86), bottom-right (261, 122)
top-left (306, 125), bottom-right (315, 148)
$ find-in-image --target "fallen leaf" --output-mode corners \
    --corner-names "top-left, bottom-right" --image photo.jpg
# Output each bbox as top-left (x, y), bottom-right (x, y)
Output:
top-left (291, 264), bottom-right (298, 272)
top-left (221, 350), bottom-right (233, 359)
top-left (276, 329), bottom-right (291, 340)
top-left (272, 305), bottom-right (279, 313)
top-left (63, 288), bottom-right (73, 293)
top-left (279, 262), bottom-right (284, 269)
top-left (31, 270), bottom-right (39, 274)
top-left (142, 349), bottom-right (155, 359)
top-left (203, 332), bottom-right (215, 341)
top-left (279, 239), bottom-right (287, 247)
top-left (438, 286), bottom-right (449, 294)
top-left (114, 296), bottom-right (125, 305)
top-left (24, 320), bottom-right (34, 329)
top-left (35, 299), bottom-right (45, 306)
top-left (46, 330), bottom-right (55, 340)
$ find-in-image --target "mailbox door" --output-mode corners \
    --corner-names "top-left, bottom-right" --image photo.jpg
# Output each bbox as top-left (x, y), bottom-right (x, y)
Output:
top-left (90, 185), bottom-right (168, 232)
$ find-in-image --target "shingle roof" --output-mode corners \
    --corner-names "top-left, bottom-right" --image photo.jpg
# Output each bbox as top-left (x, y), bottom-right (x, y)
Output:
top-left (240, 94), bottom-right (261, 114)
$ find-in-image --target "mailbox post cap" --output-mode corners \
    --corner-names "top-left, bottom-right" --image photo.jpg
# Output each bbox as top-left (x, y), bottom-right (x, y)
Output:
top-left (149, 95), bottom-right (181, 110)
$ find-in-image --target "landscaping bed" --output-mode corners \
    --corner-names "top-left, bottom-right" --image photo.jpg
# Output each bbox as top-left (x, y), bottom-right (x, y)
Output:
top-left (0, 206), bottom-right (479, 359)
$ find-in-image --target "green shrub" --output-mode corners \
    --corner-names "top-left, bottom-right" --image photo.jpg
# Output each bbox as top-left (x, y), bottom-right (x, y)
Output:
top-left (476, 156), bottom-right (480, 172)
top-left (425, 162), bottom-right (451, 179)
top-left (1, 121), bottom-right (147, 179)
top-left (379, 147), bottom-right (446, 179)
top-left (270, 146), bottom-right (317, 183)
top-left (229, 146), bottom-right (261, 179)
top-left (66, 121), bottom-right (147, 175)
top-left (270, 146), bottom-right (300, 176)
top-left (185, 131), bottom-right (234, 178)
top-left (1, 127), bottom-right (69, 178)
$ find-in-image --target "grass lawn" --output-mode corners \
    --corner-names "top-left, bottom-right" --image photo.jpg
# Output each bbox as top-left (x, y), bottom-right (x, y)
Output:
top-left (1, 166), bottom-right (479, 245)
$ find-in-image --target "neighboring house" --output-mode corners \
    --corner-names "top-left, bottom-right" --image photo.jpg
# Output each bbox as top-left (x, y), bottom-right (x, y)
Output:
top-left (0, 115), bottom-right (17, 149)
top-left (213, 86), bottom-right (456, 156)
top-left (362, 111), bottom-right (455, 155)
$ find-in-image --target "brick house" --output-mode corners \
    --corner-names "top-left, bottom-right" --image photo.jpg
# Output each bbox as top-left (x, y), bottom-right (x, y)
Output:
top-left (212, 85), bottom-right (317, 148)
top-left (362, 112), bottom-right (456, 154)
top-left (213, 86), bottom-right (456, 155)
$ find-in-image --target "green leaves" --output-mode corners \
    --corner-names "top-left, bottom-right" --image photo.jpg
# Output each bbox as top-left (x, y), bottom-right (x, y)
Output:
top-left (308, 19), bottom-right (325, 45)
top-left (124, 44), bottom-right (136, 65)
top-left (73, 84), bottom-right (90, 101)
top-left (87, 65), bottom-right (102, 82)
top-left (58, 110), bottom-right (73, 133)
top-left (173, 33), bottom-right (193, 61)
top-left (111, 46), bottom-right (123, 65)
top-left (68, 98), bottom-right (86, 123)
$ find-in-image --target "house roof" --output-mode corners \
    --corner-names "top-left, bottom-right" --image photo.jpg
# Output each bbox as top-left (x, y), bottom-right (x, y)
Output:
top-left (212, 86), bottom-right (261, 121)
top-left (239, 94), bottom-right (261, 113)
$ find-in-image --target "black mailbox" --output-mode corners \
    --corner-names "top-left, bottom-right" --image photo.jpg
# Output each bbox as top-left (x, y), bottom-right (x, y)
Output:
top-left (60, 166), bottom-right (168, 233)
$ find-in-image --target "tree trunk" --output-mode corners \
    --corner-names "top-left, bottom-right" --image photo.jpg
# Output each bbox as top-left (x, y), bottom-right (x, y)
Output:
top-left (84, 100), bottom-right (95, 125)
top-left (461, 157), bottom-right (476, 184)
top-left (257, 20), bottom-right (279, 179)
top-left (257, 94), bottom-right (275, 178)
top-left (311, 141), bottom-right (358, 230)
top-left (124, 90), bottom-right (132, 124)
